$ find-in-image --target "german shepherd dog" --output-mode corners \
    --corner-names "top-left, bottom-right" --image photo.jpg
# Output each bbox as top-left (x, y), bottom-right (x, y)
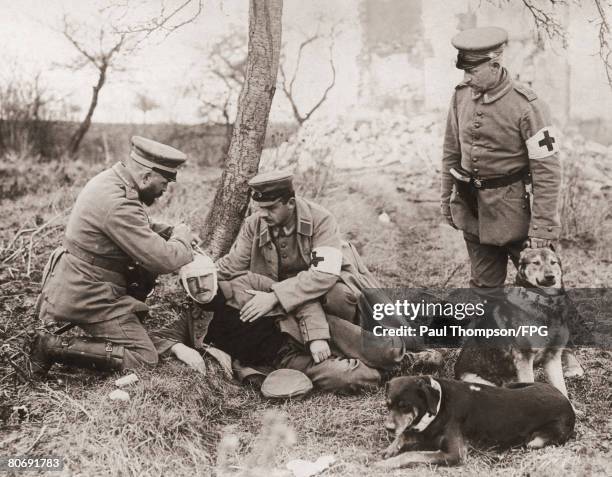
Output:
top-left (454, 247), bottom-right (576, 397)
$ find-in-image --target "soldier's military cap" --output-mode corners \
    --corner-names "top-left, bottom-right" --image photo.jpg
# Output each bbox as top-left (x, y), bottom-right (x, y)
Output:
top-left (261, 369), bottom-right (313, 400)
top-left (130, 136), bottom-right (187, 182)
top-left (248, 170), bottom-right (294, 205)
top-left (451, 27), bottom-right (508, 70)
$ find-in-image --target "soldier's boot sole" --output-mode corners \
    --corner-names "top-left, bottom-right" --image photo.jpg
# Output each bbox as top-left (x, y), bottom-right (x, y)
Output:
top-left (27, 332), bottom-right (56, 378)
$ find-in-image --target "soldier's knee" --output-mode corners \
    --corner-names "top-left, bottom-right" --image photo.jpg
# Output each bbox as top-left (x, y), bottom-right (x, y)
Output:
top-left (322, 283), bottom-right (358, 323)
top-left (124, 345), bottom-right (159, 369)
top-left (311, 358), bottom-right (380, 394)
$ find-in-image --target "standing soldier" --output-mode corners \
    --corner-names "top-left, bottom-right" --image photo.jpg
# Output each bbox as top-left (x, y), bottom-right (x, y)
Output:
top-left (440, 26), bottom-right (582, 376)
top-left (441, 26), bottom-right (561, 285)
top-left (29, 136), bottom-right (195, 376)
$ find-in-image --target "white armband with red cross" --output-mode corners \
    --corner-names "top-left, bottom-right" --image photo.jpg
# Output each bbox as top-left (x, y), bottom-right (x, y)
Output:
top-left (310, 246), bottom-right (342, 276)
top-left (526, 126), bottom-right (560, 159)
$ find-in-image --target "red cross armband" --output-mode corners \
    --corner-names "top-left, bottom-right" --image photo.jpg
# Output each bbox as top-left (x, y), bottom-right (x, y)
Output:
top-left (526, 126), bottom-right (560, 159)
top-left (310, 246), bottom-right (342, 276)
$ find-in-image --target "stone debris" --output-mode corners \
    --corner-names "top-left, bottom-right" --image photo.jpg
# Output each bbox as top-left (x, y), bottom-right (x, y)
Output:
top-left (115, 373), bottom-right (139, 388)
top-left (286, 455), bottom-right (336, 477)
top-left (108, 389), bottom-right (130, 402)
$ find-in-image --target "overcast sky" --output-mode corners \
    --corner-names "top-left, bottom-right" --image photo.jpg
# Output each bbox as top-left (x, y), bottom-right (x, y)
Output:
top-left (0, 0), bottom-right (359, 124)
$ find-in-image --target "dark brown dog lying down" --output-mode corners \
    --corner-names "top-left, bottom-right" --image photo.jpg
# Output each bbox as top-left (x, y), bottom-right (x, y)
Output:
top-left (375, 376), bottom-right (575, 468)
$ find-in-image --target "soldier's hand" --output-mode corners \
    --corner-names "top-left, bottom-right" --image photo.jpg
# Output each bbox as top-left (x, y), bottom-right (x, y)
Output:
top-left (171, 343), bottom-right (206, 374)
top-left (240, 290), bottom-right (279, 322)
top-left (525, 237), bottom-right (555, 249)
top-left (309, 339), bottom-right (331, 364)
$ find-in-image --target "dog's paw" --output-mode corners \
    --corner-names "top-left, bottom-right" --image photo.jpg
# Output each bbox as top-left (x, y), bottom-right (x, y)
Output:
top-left (381, 442), bottom-right (403, 459)
top-left (571, 401), bottom-right (586, 418)
top-left (372, 459), bottom-right (394, 469)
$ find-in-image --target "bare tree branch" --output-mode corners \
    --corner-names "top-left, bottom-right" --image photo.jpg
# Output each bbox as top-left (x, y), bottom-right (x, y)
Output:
top-left (594, 0), bottom-right (612, 86)
top-left (120, 0), bottom-right (203, 39)
top-left (280, 24), bottom-right (339, 125)
top-left (520, 0), bottom-right (568, 46)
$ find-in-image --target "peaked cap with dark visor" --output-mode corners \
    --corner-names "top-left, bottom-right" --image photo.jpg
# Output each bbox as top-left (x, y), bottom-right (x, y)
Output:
top-left (248, 171), bottom-right (294, 206)
top-left (130, 136), bottom-right (187, 182)
top-left (452, 26), bottom-right (508, 70)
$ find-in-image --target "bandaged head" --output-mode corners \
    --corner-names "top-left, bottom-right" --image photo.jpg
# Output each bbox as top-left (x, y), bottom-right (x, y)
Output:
top-left (179, 253), bottom-right (218, 304)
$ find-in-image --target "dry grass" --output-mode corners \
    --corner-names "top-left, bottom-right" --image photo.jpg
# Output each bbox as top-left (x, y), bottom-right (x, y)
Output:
top-left (1, 158), bottom-right (611, 476)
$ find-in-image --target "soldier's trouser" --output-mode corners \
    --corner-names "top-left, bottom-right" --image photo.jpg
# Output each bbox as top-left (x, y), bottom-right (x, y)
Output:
top-left (223, 274), bottom-right (406, 370)
top-left (277, 338), bottom-right (381, 394)
top-left (80, 313), bottom-right (158, 369)
top-left (463, 232), bottom-right (523, 288)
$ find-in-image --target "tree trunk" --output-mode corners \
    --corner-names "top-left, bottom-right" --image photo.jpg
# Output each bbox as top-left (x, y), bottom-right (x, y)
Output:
top-left (67, 62), bottom-right (107, 157)
top-left (201, 0), bottom-right (283, 260)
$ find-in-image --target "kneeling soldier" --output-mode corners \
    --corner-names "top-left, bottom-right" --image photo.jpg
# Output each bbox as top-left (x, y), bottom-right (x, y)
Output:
top-left (30, 136), bottom-right (195, 376)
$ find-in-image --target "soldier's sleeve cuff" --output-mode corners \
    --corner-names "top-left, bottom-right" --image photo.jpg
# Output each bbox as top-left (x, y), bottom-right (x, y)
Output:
top-left (150, 335), bottom-right (181, 356)
top-left (528, 223), bottom-right (560, 240)
top-left (271, 282), bottom-right (299, 313)
top-left (302, 326), bottom-right (331, 342)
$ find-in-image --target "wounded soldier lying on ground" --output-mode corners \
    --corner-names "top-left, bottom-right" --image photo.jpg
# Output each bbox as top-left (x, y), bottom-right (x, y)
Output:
top-left (152, 254), bottom-right (443, 395)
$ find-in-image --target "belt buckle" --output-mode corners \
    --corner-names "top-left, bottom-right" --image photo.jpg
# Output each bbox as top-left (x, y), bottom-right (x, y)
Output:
top-left (472, 178), bottom-right (483, 189)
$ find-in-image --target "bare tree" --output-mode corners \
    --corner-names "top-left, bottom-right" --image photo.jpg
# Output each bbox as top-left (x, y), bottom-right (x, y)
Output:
top-left (113, 0), bottom-right (282, 258)
top-left (134, 92), bottom-right (160, 124)
top-left (200, 0), bottom-right (283, 259)
top-left (594, 0), bottom-right (612, 86)
top-left (60, 14), bottom-right (135, 157)
top-left (279, 26), bottom-right (338, 125)
top-left (188, 32), bottom-right (247, 145)
top-left (494, 0), bottom-right (612, 88)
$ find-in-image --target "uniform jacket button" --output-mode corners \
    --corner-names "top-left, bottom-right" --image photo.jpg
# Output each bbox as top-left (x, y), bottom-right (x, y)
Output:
top-left (476, 111), bottom-right (483, 116)
top-left (472, 157), bottom-right (478, 162)
top-left (547, 227), bottom-right (553, 232)
top-left (533, 225), bottom-right (538, 229)
top-left (474, 134), bottom-right (480, 140)
top-left (473, 168), bottom-right (479, 173)
top-left (282, 254), bottom-right (288, 259)
top-left (474, 122), bottom-right (481, 128)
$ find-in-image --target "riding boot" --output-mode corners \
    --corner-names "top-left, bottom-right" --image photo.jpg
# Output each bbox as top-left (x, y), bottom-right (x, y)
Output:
top-left (28, 331), bottom-right (124, 377)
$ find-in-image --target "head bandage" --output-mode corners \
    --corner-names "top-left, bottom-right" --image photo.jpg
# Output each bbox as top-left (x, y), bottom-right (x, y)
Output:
top-left (178, 253), bottom-right (218, 304)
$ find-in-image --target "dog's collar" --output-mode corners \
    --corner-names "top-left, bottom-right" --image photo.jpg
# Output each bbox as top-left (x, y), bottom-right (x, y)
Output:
top-left (508, 287), bottom-right (567, 309)
top-left (412, 377), bottom-right (442, 433)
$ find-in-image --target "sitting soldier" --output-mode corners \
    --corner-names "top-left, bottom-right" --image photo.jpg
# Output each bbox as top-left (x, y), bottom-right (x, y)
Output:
top-left (154, 251), bottom-right (440, 393)
top-left (214, 171), bottom-right (442, 369)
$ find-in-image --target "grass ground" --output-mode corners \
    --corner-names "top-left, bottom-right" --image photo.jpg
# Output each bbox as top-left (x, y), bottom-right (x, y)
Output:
top-left (1, 158), bottom-right (611, 476)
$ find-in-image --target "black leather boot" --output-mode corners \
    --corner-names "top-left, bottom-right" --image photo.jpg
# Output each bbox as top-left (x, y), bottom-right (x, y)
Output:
top-left (28, 332), bottom-right (124, 377)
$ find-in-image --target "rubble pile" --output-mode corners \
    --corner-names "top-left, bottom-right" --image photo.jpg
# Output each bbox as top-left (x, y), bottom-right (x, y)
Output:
top-left (260, 111), bottom-right (446, 175)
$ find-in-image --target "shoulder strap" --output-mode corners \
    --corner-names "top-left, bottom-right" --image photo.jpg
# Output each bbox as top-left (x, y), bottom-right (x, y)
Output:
top-left (513, 83), bottom-right (537, 102)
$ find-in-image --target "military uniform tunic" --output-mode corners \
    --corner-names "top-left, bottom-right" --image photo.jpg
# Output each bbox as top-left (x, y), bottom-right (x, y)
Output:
top-left (441, 69), bottom-right (561, 246)
top-left (38, 162), bottom-right (193, 325)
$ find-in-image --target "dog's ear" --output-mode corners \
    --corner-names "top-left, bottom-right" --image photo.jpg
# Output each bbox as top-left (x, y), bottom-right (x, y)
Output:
top-left (417, 377), bottom-right (440, 415)
top-left (384, 381), bottom-right (390, 397)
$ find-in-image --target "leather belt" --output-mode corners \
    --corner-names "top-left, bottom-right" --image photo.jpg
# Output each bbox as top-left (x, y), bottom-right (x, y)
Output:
top-left (450, 167), bottom-right (530, 190)
top-left (63, 237), bottom-right (127, 274)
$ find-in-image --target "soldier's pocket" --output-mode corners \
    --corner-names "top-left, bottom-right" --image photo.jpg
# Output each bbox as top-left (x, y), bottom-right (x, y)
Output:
top-left (481, 182), bottom-right (530, 244)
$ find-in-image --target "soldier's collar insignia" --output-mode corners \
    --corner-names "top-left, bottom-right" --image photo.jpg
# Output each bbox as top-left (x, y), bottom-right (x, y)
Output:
top-left (295, 198), bottom-right (313, 236)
